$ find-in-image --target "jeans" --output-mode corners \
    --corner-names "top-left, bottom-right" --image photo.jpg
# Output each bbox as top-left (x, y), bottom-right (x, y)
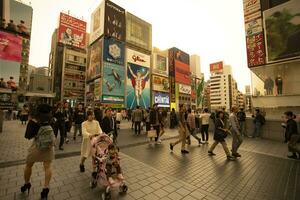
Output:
top-left (231, 131), bottom-right (243, 154)
top-left (253, 122), bottom-right (262, 138)
top-left (134, 121), bottom-right (141, 135)
top-left (53, 123), bottom-right (66, 148)
top-left (74, 124), bottom-right (82, 138)
top-left (239, 121), bottom-right (246, 136)
top-left (201, 124), bottom-right (209, 141)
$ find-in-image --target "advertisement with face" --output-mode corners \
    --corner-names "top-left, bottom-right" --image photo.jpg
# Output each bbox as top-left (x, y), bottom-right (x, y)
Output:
top-left (153, 92), bottom-right (170, 107)
top-left (102, 62), bottom-right (125, 97)
top-left (90, 1), bottom-right (105, 45)
top-left (0, 31), bottom-right (22, 62)
top-left (103, 37), bottom-right (125, 66)
top-left (87, 38), bottom-right (102, 82)
top-left (126, 12), bottom-right (152, 51)
top-left (126, 62), bottom-right (150, 109)
top-left (0, 60), bottom-right (20, 88)
top-left (104, 0), bottom-right (126, 41)
top-left (152, 54), bottom-right (168, 77)
top-left (152, 75), bottom-right (169, 92)
top-left (1, 0), bottom-right (32, 37)
top-left (171, 47), bottom-right (189, 65)
top-left (264, 0), bottom-right (300, 63)
top-left (175, 60), bottom-right (191, 85)
top-left (58, 13), bottom-right (87, 49)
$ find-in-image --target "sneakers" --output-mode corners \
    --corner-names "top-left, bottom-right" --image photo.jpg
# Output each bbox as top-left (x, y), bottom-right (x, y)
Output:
top-left (198, 139), bottom-right (202, 146)
top-left (287, 154), bottom-right (298, 159)
top-left (108, 177), bottom-right (115, 185)
top-left (227, 155), bottom-right (236, 161)
top-left (80, 164), bottom-right (85, 172)
top-left (59, 147), bottom-right (64, 151)
top-left (156, 139), bottom-right (162, 144)
top-left (117, 174), bottom-right (124, 180)
top-left (208, 151), bottom-right (216, 156)
top-left (232, 152), bottom-right (242, 157)
top-left (169, 143), bottom-right (174, 151)
top-left (181, 150), bottom-right (189, 154)
top-left (65, 138), bottom-right (69, 144)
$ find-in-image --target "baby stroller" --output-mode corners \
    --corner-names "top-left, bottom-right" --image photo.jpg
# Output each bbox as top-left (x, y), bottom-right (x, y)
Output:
top-left (90, 134), bottom-right (128, 200)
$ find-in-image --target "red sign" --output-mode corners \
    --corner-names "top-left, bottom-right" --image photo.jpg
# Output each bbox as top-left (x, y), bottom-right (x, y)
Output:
top-left (58, 13), bottom-right (87, 49)
top-left (210, 61), bottom-right (223, 73)
top-left (175, 60), bottom-right (190, 85)
top-left (246, 32), bottom-right (265, 67)
top-left (0, 31), bottom-right (22, 62)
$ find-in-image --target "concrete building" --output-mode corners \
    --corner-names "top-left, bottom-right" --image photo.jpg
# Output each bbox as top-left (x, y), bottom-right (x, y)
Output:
top-left (203, 80), bottom-right (211, 110)
top-left (190, 55), bottom-right (201, 78)
top-left (237, 91), bottom-right (245, 108)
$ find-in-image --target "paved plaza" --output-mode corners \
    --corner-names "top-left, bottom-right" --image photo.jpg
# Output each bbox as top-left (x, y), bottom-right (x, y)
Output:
top-left (0, 120), bottom-right (299, 200)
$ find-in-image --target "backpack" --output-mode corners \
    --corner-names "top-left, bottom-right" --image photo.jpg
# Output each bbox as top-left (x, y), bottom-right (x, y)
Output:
top-left (35, 125), bottom-right (54, 150)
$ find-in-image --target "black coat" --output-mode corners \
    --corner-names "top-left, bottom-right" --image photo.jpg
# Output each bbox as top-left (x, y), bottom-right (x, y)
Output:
top-left (73, 109), bottom-right (86, 124)
top-left (286, 119), bottom-right (298, 141)
top-left (213, 118), bottom-right (227, 142)
top-left (101, 116), bottom-right (113, 134)
top-left (149, 108), bottom-right (162, 126)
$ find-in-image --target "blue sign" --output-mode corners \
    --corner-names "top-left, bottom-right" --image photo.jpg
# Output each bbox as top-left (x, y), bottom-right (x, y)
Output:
top-left (102, 62), bottom-right (125, 98)
top-left (103, 37), bottom-right (125, 66)
top-left (154, 92), bottom-right (170, 107)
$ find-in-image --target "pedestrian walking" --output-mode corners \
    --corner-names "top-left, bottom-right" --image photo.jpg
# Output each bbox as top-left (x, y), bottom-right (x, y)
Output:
top-left (101, 108), bottom-right (118, 143)
top-left (208, 110), bottom-right (235, 161)
top-left (80, 111), bottom-right (102, 172)
top-left (170, 108), bottom-right (178, 129)
top-left (237, 108), bottom-right (247, 137)
top-left (132, 106), bottom-right (143, 135)
top-left (229, 106), bottom-right (243, 157)
top-left (200, 108), bottom-right (210, 144)
top-left (150, 103), bottom-right (163, 144)
top-left (186, 108), bottom-right (202, 146)
top-left (169, 104), bottom-right (189, 154)
top-left (20, 105), bottom-right (29, 125)
top-left (53, 102), bottom-right (66, 150)
top-left (284, 111), bottom-right (299, 159)
top-left (21, 104), bottom-right (55, 199)
top-left (63, 102), bottom-right (73, 144)
top-left (252, 109), bottom-right (265, 138)
top-left (73, 103), bottom-right (85, 140)
top-left (94, 105), bottom-right (103, 125)
top-left (116, 109), bottom-right (122, 129)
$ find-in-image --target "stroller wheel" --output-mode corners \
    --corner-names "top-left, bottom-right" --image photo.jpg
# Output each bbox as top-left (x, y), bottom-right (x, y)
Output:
top-left (119, 184), bottom-right (128, 194)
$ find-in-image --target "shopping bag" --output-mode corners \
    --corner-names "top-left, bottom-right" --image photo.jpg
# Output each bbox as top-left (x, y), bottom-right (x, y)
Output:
top-left (147, 129), bottom-right (157, 138)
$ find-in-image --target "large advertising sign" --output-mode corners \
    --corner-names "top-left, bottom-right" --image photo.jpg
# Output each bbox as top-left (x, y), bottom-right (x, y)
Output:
top-left (168, 49), bottom-right (176, 103)
top-left (170, 47), bottom-right (190, 65)
top-left (153, 92), bottom-right (170, 107)
top-left (58, 13), bottom-right (87, 49)
top-left (246, 33), bottom-right (265, 66)
top-left (0, 0), bottom-right (32, 37)
top-left (152, 75), bottom-right (169, 92)
top-left (103, 37), bottom-right (125, 66)
top-left (0, 60), bottom-right (20, 87)
top-left (0, 31), bottom-right (22, 62)
top-left (126, 62), bottom-right (150, 109)
top-left (87, 38), bottom-right (103, 82)
top-left (0, 93), bottom-right (13, 109)
top-left (175, 60), bottom-right (191, 85)
top-left (126, 48), bottom-right (150, 68)
top-left (264, 0), bottom-right (300, 63)
top-left (94, 78), bottom-right (101, 101)
top-left (126, 12), bottom-right (152, 51)
top-left (90, 1), bottom-right (105, 45)
top-left (210, 61), bottom-right (223, 73)
top-left (179, 84), bottom-right (191, 95)
top-left (152, 53), bottom-right (168, 77)
top-left (104, 0), bottom-right (126, 41)
top-left (102, 62), bottom-right (125, 97)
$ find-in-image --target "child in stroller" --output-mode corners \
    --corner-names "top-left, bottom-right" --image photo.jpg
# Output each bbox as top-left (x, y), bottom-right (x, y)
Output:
top-left (90, 134), bottom-right (127, 199)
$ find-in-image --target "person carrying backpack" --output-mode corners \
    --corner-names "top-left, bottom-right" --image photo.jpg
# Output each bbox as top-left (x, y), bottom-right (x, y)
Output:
top-left (21, 103), bottom-right (55, 200)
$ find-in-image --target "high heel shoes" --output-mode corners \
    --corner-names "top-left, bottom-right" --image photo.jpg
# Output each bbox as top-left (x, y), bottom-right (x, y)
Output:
top-left (41, 188), bottom-right (49, 199)
top-left (20, 183), bottom-right (31, 194)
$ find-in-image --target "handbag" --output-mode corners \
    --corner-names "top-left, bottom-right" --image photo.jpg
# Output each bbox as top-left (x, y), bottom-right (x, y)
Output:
top-left (147, 129), bottom-right (157, 138)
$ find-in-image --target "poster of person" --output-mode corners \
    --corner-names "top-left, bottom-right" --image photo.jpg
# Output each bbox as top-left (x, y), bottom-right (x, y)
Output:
top-left (264, 0), bottom-right (300, 63)
top-left (0, 31), bottom-right (22, 62)
top-left (0, 60), bottom-right (20, 88)
top-left (126, 63), bottom-right (150, 109)
top-left (152, 75), bottom-right (169, 92)
top-left (102, 62), bottom-right (125, 97)
top-left (87, 38), bottom-right (102, 81)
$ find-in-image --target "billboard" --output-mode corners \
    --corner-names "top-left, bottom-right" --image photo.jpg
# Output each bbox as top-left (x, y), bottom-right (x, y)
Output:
top-left (153, 92), bottom-right (170, 107)
top-left (126, 48), bottom-right (150, 68)
top-left (179, 84), bottom-right (191, 94)
top-left (0, 0), bottom-right (32, 37)
top-left (102, 62), bottom-right (125, 97)
top-left (0, 31), bottom-right (22, 62)
top-left (0, 93), bottom-right (13, 109)
top-left (87, 38), bottom-right (103, 82)
top-left (264, 0), bottom-right (300, 63)
top-left (104, 0), bottom-right (126, 41)
top-left (170, 47), bottom-right (190, 65)
top-left (103, 37), bottom-right (125, 65)
top-left (152, 53), bottom-right (168, 77)
top-left (210, 61), bottom-right (223, 73)
top-left (94, 78), bottom-right (101, 101)
top-left (126, 12), bottom-right (152, 51)
top-left (168, 49), bottom-right (176, 102)
top-left (0, 60), bottom-right (20, 87)
top-left (58, 13), bottom-right (87, 49)
top-left (246, 33), bottom-right (265, 66)
top-left (90, 1), bottom-right (105, 45)
top-left (152, 75), bottom-right (169, 92)
top-left (175, 60), bottom-right (191, 85)
top-left (126, 62), bottom-right (150, 109)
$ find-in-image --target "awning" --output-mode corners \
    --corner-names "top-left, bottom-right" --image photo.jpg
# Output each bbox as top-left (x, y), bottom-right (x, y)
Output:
top-left (24, 92), bottom-right (55, 98)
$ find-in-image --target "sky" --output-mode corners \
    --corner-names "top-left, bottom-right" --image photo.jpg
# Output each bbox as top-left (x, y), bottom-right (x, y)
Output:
top-left (24, 0), bottom-right (251, 92)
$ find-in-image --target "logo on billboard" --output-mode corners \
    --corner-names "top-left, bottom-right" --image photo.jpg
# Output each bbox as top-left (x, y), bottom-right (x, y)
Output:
top-left (104, 37), bottom-right (124, 65)
top-left (132, 55), bottom-right (145, 63)
top-left (210, 61), bottom-right (223, 73)
top-left (126, 48), bottom-right (150, 67)
top-left (154, 92), bottom-right (170, 107)
top-left (109, 44), bottom-right (121, 59)
top-left (179, 84), bottom-right (191, 94)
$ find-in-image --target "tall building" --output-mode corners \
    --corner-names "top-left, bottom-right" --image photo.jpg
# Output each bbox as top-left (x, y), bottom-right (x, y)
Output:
top-left (243, 0), bottom-right (300, 118)
top-left (190, 55), bottom-right (201, 78)
top-left (203, 80), bottom-right (211, 110)
top-left (49, 13), bottom-right (88, 105)
top-left (209, 62), bottom-right (238, 111)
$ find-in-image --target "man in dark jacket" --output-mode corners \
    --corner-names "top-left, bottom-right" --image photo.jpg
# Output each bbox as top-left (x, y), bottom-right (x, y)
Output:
top-left (150, 103), bottom-right (162, 143)
top-left (73, 103), bottom-right (85, 140)
top-left (284, 111), bottom-right (299, 159)
top-left (237, 108), bottom-right (247, 137)
top-left (53, 102), bottom-right (66, 150)
top-left (132, 106), bottom-right (143, 135)
top-left (252, 109), bottom-right (265, 138)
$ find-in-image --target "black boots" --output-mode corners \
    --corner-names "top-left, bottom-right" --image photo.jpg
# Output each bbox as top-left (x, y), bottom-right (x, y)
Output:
top-left (20, 183), bottom-right (31, 194)
top-left (41, 188), bottom-right (49, 199)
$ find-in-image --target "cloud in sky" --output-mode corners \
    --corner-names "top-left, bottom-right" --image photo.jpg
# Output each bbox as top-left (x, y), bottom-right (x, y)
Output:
top-left (26, 0), bottom-right (250, 92)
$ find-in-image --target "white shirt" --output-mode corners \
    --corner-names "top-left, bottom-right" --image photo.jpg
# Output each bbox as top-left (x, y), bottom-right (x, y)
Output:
top-left (200, 113), bottom-right (210, 125)
top-left (116, 113), bottom-right (122, 121)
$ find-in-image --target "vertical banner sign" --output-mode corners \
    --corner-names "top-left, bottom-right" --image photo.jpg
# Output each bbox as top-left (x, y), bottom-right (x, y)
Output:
top-left (87, 38), bottom-right (102, 82)
top-left (168, 49), bottom-right (176, 103)
top-left (104, 0), bottom-right (126, 41)
top-left (90, 1), bottom-right (105, 45)
top-left (246, 33), bottom-right (265, 66)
